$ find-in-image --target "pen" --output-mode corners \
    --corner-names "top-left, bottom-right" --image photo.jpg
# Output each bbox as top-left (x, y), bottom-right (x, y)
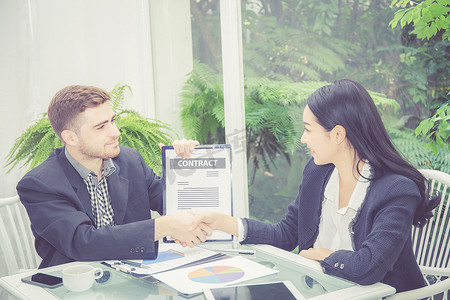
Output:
top-left (121, 260), bottom-right (142, 268)
top-left (217, 249), bottom-right (256, 255)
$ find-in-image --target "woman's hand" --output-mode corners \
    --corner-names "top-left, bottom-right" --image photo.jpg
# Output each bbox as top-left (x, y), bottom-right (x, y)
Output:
top-left (156, 211), bottom-right (213, 248)
top-left (190, 211), bottom-right (223, 231)
top-left (171, 212), bottom-right (236, 248)
top-left (190, 212), bottom-right (239, 236)
top-left (299, 248), bottom-right (333, 261)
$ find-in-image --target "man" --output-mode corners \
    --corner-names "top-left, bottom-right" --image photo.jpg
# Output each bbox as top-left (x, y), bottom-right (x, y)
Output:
top-left (17, 85), bottom-right (209, 268)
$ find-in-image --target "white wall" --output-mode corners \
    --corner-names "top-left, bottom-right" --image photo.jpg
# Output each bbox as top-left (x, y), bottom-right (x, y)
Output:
top-left (1, 0), bottom-right (31, 197)
top-left (0, 0), bottom-right (193, 197)
top-left (149, 1), bottom-right (193, 137)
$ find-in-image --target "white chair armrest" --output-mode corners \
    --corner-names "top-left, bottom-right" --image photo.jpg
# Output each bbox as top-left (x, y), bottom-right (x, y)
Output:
top-left (420, 266), bottom-right (450, 277)
top-left (386, 277), bottom-right (450, 300)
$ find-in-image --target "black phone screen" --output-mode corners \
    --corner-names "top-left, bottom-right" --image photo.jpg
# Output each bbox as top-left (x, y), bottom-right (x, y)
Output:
top-left (31, 273), bottom-right (63, 285)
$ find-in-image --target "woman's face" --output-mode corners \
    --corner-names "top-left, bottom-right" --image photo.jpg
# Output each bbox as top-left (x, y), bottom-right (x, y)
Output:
top-left (300, 105), bottom-right (337, 165)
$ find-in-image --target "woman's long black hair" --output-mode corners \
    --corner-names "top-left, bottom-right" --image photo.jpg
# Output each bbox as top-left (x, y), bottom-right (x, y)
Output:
top-left (306, 79), bottom-right (439, 226)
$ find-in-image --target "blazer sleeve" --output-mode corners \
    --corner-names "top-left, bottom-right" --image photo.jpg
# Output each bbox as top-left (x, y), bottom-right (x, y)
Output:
top-left (17, 173), bottom-right (159, 262)
top-left (241, 159), bottom-right (329, 252)
top-left (319, 176), bottom-right (421, 285)
top-left (241, 185), bottom-right (301, 252)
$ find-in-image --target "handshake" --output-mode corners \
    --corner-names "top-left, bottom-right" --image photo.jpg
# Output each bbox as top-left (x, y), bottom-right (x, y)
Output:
top-left (154, 211), bottom-right (236, 248)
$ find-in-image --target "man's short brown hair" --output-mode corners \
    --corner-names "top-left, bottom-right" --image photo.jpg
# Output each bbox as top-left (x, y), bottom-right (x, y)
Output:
top-left (48, 85), bottom-right (110, 140)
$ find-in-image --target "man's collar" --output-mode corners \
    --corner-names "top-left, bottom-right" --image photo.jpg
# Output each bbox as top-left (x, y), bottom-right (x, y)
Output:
top-left (64, 147), bottom-right (116, 179)
top-left (102, 157), bottom-right (116, 177)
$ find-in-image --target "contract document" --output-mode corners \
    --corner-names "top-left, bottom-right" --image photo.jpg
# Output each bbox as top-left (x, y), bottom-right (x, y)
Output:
top-left (162, 144), bottom-right (233, 241)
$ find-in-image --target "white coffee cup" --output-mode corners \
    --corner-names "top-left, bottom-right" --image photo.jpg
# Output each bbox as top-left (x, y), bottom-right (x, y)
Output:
top-left (62, 265), bottom-right (103, 293)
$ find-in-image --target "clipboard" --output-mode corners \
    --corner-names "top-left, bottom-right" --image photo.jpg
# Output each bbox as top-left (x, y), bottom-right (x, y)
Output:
top-left (162, 144), bottom-right (233, 242)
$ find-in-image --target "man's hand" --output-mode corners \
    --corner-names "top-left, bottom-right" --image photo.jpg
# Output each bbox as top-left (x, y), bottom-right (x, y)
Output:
top-left (190, 212), bottom-right (238, 237)
top-left (158, 138), bottom-right (199, 159)
top-left (155, 211), bottom-right (212, 248)
top-left (299, 248), bottom-right (333, 261)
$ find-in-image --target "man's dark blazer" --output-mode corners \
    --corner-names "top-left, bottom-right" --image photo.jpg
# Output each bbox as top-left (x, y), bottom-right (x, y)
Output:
top-left (17, 146), bottom-right (163, 268)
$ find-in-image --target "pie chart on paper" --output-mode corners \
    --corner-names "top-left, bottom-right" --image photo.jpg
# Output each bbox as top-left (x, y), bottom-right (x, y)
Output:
top-left (188, 266), bottom-right (245, 284)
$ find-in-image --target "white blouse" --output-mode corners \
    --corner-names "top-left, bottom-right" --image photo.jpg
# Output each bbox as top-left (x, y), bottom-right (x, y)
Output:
top-left (313, 162), bottom-right (371, 251)
top-left (236, 162), bottom-right (372, 249)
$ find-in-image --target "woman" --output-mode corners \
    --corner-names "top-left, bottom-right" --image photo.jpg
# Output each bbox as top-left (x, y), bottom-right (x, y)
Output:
top-left (191, 79), bottom-right (439, 292)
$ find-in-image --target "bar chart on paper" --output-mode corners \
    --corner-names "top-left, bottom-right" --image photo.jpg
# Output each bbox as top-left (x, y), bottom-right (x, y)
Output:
top-left (188, 266), bottom-right (245, 284)
top-left (142, 249), bottom-right (184, 265)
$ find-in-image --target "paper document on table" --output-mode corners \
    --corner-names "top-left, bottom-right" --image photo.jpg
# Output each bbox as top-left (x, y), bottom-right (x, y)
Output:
top-left (162, 144), bottom-right (233, 241)
top-left (104, 243), bottom-right (224, 275)
top-left (152, 256), bottom-right (279, 295)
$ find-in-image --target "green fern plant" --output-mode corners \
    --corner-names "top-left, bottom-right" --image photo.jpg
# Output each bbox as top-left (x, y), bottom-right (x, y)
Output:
top-left (239, 4), bottom-right (358, 82)
top-left (415, 101), bottom-right (450, 155)
top-left (5, 114), bottom-right (63, 172)
top-left (387, 123), bottom-right (450, 174)
top-left (5, 84), bottom-right (175, 176)
top-left (242, 26), bottom-right (357, 82)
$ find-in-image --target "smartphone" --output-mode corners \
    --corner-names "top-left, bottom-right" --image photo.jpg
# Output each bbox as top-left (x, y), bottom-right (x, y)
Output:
top-left (203, 281), bottom-right (305, 300)
top-left (21, 272), bottom-right (63, 289)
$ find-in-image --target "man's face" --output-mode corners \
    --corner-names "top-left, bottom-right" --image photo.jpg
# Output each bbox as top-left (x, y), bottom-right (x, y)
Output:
top-left (72, 101), bottom-right (121, 160)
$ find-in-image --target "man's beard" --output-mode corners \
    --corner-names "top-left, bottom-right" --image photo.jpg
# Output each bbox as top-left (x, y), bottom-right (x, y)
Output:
top-left (78, 140), bottom-right (120, 160)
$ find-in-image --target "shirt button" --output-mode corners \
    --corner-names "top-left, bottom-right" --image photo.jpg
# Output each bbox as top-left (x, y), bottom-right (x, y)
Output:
top-left (340, 264), bottom-right (344, 269)
top-left (334, 263), bottom-right (339, 268)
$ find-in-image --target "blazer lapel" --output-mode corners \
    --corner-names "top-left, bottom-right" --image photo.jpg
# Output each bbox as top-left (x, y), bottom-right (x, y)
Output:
top-left (107, 164), bottom-right (129, 225)
top-left (72, 179), bottom-right (95, 222)
top-left (299, 161), bottom-right (334, 249)
top-left (57, 147), bottom-right (129, 225)
top-left (57, 148), bottom-right (95, 223)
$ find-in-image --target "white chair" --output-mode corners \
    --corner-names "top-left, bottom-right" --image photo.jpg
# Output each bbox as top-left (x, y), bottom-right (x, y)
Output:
top-left (387, 169), bottom-right (450, 300)
top-left (0, 195), bottom-right (41, 275)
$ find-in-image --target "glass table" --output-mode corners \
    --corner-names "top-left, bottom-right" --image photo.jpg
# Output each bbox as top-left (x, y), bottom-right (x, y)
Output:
top-left (0, 243), bottom-right (395, 300)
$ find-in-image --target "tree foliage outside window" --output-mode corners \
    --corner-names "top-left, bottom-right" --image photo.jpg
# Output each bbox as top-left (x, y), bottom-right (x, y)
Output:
top-left (189, 0), bottom-right (450, 221)
top-left (181, 62), bottom-right (449, 221)
top-left (191, 0), bottom-right (449, 131)
top-left (389, 0), bottom-right (450, 41)
top-left (390, 0), bottom-right (450, 154)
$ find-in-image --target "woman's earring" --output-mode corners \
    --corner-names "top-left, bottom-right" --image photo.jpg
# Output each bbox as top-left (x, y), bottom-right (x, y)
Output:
top-left (335, 141), bottom-right (338, 144)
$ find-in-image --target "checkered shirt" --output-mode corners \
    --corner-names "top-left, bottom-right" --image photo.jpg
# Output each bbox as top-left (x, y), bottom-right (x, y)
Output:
top-left (84, 169), bottom-right (116, 229)
top-left (64, 148), bottom-right (116, 229)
